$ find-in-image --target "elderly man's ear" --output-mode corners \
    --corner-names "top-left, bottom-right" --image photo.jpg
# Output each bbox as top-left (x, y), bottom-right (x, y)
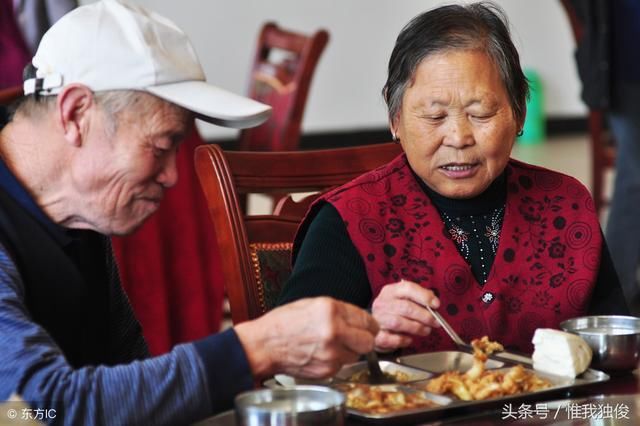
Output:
top-left (56, 84), bottom-right (96, 147)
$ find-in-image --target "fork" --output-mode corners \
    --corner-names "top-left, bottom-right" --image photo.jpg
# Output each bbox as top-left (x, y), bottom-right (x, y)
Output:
top-left (423, 304), bottom-right (470, 350)
top-left (423, 304), bottom-right (533, 365)
top-left (365, 351), bottom-right (395, 384)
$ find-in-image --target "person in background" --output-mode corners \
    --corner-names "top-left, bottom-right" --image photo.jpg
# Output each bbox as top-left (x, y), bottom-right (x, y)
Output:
top-left (564, 0), bottom-right (640, 315)
top-left (278, 1), bottom-right (628, 356)
top-left (0, 1), bottom-right (378, 424)
top-left (0, 1), bottom-right (29, 89)
top-left (1, 0), bottom-right (77, 124)
top-left (12, 0), bottom-right (78, 55)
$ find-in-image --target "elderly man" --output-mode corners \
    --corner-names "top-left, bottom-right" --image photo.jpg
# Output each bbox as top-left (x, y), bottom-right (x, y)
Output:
top-left (0, 1), bottom-right (378, 424)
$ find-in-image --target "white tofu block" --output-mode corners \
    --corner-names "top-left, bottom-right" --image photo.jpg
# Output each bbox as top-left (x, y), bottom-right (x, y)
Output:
top-left (531, 328), bottom-right (592, 378)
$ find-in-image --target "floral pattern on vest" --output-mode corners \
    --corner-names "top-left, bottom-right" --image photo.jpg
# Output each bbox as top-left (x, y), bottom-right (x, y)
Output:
top-left (301, 154), bottom-right (601, 354)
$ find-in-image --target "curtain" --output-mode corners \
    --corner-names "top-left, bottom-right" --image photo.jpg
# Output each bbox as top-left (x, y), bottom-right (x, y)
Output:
top-left (0, 0), bottom-right (31, 89)
top-left (112, 129), bottom-right (225, 355)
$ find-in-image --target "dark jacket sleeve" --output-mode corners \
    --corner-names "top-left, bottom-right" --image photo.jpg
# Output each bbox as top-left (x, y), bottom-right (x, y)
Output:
top-left (0, 241), bottom-right (253, 424)
top-left (277, 203), bottom-right (372, 308)
top-left (587, 234), bottom-right (630, 315)
top-left (567, 0), bottom-right (612, 108)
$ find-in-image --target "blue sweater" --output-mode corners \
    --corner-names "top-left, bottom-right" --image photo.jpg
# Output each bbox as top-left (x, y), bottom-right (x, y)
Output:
top-left (0, 159), bottom-right (253, 425)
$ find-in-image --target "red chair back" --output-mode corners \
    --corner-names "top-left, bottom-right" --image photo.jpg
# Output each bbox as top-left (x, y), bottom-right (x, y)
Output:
top-left (194, 142), bottom-right (403, 324)
top-left (239, 22), bottom-right (329, 152)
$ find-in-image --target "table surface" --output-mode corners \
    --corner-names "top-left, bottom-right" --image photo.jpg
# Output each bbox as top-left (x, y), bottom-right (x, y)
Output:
top-left (197, 370), bottom-right (640, 426)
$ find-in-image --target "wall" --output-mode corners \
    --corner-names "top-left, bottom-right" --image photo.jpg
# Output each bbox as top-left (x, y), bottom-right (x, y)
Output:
top-left (81, 0), bottom-right (584, 140)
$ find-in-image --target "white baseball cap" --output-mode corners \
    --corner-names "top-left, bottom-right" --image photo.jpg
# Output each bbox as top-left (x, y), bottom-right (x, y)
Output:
top-left (23, 0), bottom-right (271, 129)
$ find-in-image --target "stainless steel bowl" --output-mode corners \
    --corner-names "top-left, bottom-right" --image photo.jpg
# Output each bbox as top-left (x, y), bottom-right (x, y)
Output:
top-left (560, 315), bottom-right (640, 373)
top-left (235, 385), bottom-right (345, 426)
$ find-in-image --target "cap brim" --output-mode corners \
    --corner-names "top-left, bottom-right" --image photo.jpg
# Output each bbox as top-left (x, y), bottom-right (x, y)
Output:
top-left (146, 80), bottom-right (271, 129)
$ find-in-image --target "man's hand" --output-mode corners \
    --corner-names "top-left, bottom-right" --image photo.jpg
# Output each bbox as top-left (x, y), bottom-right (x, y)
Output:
top-left (371, 279), bottom-right (441, 352)
top-left (235, 297), bottom-right (378, 379)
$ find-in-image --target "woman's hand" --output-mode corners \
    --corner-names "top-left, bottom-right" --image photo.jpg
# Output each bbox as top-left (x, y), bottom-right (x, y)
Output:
top-left (371, 279), bottom-right (441, 351)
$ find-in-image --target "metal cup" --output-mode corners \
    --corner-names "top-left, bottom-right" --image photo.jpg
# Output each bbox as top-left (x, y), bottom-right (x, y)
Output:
top-left (560, 315), bottom-right (640, 373)
top-left (235, 386), bottom-right (345, 426)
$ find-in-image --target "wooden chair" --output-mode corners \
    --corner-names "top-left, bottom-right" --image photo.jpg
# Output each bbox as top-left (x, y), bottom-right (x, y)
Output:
top-left (0, 85), bottom-right (23, 127)
top-left (0, 85), bottom-right (22, 104)
top-left (238, 22), bottom-right (329, 152)
top-left (559, 0), bottom-right (616, 217)
top-left (194, 142), bottom-right (403, 324)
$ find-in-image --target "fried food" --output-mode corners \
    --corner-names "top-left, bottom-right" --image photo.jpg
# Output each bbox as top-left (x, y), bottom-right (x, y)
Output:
top-left (348, 369), bottom-right (411, 384)
top-left (472, 335), bottom-right (504, 357)
top-left (425, 336), bottom-right (552, 401)
top-left (466, 336), bottom-right (504, 380)
top-left (336, 383), bottom-right (440, 414)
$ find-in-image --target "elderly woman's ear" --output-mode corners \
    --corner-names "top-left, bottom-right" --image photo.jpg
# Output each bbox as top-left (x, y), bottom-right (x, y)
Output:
top-left (389, 119), bottom-right (401, 143)
top-left (517, 114), bottom-right (526, 137)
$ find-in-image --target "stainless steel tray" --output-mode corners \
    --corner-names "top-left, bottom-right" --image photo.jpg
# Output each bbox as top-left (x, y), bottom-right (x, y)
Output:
top-left (333, 382), bottom-right (454, 419)
top-left (264, 352), bottom-right (609, 424)
top-left (263, 361), bottom-right (436, 423)
top-left (338, 351), bottom-right (609, 423)
top-left (421, 393), bottom-right (640, 425)
top-left (398, 350), bottom-right (505, 373)
top-left (334, 360), bottom-right (433, 384)
top-left (263, 361), bottom-right (430, 389)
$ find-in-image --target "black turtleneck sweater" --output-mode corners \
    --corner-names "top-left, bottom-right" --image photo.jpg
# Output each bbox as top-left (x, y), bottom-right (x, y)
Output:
top-left (277, 173), bottom-right (628, 316)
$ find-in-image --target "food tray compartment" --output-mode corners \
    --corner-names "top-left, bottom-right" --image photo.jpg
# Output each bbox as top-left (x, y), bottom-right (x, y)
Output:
top-left (334, 360), bottom-right (432, 384)
top-left (334, 382), bottom-right (454, 421)
top-left (397, 350), bottom-right (504, 373)
top-left (272, 374), bottom-right (333, 387)
top-left (343, 354), bottom-right (609, 423)
top-left (410, 366), bottom-right (574, 401)
top-left (266, 352), bottom-right (610, 424)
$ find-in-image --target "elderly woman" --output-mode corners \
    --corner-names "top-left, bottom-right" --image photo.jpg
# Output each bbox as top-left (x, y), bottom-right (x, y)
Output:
top-left (278, 2), bottom-right (628, 354)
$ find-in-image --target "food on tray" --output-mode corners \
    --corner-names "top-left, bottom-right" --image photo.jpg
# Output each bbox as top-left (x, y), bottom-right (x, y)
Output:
top-left (465, 335), bottom-right (503, 379)
top-left (336, 383), bottom-right (440, 414)
top-left (424, 336), bottom-right (551, 401)
top-left (348, 369), bottom-right (411, 383)
top-left (532, 328), bottom-right (592, 377)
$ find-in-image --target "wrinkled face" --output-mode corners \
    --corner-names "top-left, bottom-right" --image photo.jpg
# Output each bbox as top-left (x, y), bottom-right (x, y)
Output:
top-left (73, 94), bottom-right (191, 235)
top-left (393, 50), bottom-right (519, 199)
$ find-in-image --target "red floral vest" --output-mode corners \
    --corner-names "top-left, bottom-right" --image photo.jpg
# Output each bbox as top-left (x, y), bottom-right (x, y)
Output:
top-left (298, 154), bottom-right (601, 354)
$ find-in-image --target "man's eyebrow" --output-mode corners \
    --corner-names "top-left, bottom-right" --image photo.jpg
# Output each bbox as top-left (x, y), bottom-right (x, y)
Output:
top-left (156, 126), bottom-right (188, 140)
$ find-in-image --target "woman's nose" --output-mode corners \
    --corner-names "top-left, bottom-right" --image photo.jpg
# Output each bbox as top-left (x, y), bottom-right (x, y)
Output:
top-left (443, 116), bottom-right (474, 148)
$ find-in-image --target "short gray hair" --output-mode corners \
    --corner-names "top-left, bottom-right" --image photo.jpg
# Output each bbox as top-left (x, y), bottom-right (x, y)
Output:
top-left (94, 91), bottom-right (148, 136)
top-left (12, 90), bottom-right (147, 135)
top-left (382, 1), bottom-right (529, 127)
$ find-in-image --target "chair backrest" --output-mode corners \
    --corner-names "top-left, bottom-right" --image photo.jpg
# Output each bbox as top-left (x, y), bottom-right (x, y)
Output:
top-left (0, 85), bottom-right (23, 128)
top-left (559, 0), bottom-right (616, 217)
top-left (238, 22), bottom-right (329, 152)
top-left (194, 142), bottom-right (403, 324)
top-left (0, 85), bottom-right (22, 104)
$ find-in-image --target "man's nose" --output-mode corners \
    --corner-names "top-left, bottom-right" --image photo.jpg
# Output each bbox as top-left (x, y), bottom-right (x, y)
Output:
top-left (157, 152), bottom-right (179, 188)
